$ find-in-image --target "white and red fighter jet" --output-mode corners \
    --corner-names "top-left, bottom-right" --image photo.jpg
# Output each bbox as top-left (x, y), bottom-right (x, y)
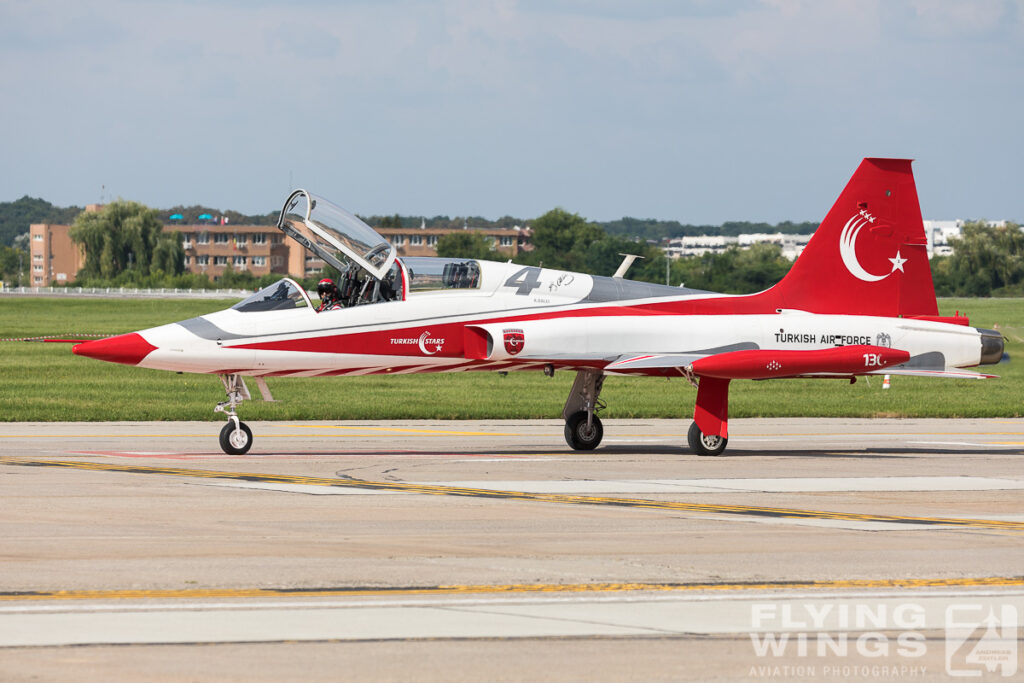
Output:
top-left (72, 159), bottom-right (1004, 455)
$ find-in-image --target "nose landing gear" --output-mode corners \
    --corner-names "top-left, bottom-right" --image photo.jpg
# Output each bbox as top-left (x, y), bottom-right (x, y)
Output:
top-left (220, 419), bottom-right (253, 455)
top-left (215, 374), bottom-right (253, 455)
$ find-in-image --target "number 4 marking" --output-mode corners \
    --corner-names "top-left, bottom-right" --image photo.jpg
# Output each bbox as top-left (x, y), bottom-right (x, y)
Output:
top-left (504, 267), bottom-right (542, 295)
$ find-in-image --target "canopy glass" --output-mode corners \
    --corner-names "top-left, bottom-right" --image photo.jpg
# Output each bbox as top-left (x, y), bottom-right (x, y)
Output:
top-left (277, 190), bottom-right (396, 280)
top-left (231, 278), bottom-right (311, 312)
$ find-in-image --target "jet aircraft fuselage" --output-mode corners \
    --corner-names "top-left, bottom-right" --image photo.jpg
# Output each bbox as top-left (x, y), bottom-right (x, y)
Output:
top-left (72, 159), bottom-right (1005, 456)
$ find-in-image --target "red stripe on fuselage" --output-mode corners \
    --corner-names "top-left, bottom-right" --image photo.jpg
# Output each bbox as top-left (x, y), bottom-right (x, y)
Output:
top-left (230, 292), bottom-right (766, 358)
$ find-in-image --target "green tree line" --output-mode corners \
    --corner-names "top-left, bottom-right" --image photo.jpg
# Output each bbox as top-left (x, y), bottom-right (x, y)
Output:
top-left (0, 196), bottom-right (82, 246)
top-left (71, 201), bottom-right (185, 281)
top-left (437, 207), bottom-right (791, 294)
top-left (932, 221), bottom-right (1024, 296)
top-left (5, 195), bottom-right (1023, 298)
top-left (600, 217), bottom-right (820, 241)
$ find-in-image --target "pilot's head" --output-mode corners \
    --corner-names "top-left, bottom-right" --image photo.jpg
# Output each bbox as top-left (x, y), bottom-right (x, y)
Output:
top-left (317, 278), bottom-right (337, 298)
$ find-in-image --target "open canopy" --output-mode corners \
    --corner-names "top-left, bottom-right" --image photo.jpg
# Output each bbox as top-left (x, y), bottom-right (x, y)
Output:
top-left (277, 190), bottom-right (397, 281)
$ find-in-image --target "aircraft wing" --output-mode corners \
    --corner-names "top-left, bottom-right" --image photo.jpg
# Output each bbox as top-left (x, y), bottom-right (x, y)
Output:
top-left (604, 354), bottom-right (706, 373)
top-left (863, 368), bottom-right (997, 380)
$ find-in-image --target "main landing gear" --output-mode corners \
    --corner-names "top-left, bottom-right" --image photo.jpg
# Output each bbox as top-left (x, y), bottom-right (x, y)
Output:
top-left (557, 369), bottom-right (733, 456)
top-left (562, 369), bottom-right (605, 450)
top-left (687, 421), bottom-right (727, 456)
top-left (216, 373), bottom-right (254, 455)
top-left (688, 376), bottom-right (731, 456)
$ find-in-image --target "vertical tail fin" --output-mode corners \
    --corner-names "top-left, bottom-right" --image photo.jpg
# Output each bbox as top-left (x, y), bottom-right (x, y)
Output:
top-left (765, 158), bottom-right (937, 316)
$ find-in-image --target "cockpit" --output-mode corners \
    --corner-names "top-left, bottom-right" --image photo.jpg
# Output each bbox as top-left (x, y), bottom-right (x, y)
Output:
top-left (275, 190), bottom-right (484, 312)
top-left (403, 257), bottom-right (480, 293)
top-left (231, 278), bottom-right (310, 312)
top-left (329, 260), bottom-right (403, 307)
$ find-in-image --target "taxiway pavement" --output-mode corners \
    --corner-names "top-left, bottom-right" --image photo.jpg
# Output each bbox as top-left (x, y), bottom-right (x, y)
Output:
top-left (1, 418), bottom-right (1022, 681)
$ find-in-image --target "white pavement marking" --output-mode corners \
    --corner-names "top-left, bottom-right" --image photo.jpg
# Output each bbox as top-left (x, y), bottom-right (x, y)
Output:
top-left (907, 441), bottom-right (1021, 448)
top-left (191, 476), bottom-right (1024, 498)
top-left (0, 605), bottom-right (650, 647)
top-left (423, 477), bottom-right (1024, 494)
top-left (2, 592), bottom-right (1023, 647)
top-left (691, 515), bottom-right (957, 532)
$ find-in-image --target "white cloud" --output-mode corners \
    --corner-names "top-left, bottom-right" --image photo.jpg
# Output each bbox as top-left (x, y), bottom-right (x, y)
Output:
top-left (0, 0), bottom-right (1021, 222)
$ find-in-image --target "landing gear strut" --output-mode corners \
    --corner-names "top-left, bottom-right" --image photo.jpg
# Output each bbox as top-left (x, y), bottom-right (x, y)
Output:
top-left (562, 369), bottom-right (605, 450)
top-left (688, 376), bottom-right (730, 456)
top-left (215, 374), bottom-right (253, 455)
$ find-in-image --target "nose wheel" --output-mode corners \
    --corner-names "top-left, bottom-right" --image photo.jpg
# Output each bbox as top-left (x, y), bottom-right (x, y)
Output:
top-left (215, 373), bottom-right (254, 455)
top-left (220, 419), bottom-right (253, 455)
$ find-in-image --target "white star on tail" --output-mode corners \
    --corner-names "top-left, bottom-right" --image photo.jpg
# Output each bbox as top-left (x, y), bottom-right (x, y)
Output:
top-left (888, 251), bottom-right (907, 273)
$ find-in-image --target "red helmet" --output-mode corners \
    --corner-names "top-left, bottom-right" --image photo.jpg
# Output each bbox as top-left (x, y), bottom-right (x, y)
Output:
top-left (317, 278), bottom-right (336, 297)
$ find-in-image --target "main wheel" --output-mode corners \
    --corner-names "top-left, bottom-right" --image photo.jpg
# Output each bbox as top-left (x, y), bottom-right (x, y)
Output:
top-left (564, 411), bottom-right (603, 450)
top-left (688, 421), bottom-right (727, 456)
top-left (219, 420), bottom-right (253, 455)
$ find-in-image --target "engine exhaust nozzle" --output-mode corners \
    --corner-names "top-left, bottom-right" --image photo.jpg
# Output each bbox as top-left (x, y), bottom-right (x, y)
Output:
top-left (977, 328), bottom-right (1005, 365)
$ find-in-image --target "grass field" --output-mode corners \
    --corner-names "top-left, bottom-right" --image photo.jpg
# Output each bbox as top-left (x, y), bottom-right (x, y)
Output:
top-left (0, 296), bottom-right (1021, 421)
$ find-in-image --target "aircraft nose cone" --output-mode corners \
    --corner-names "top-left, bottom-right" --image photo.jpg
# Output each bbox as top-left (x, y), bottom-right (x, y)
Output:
top-left (72, 333), bottom-right (157, 366)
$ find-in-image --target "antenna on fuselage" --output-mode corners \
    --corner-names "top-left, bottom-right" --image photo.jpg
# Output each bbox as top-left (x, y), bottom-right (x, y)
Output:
top-left (613, 253), bottom-right (644, 279)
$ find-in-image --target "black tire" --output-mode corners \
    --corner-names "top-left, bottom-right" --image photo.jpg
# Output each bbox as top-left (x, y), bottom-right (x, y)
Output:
top-left (219, 421), bottom-right (253, 455)
top-left (564, 411), bottom-right (603, 450)
top-left (688, 421), bottom-right (727, 456)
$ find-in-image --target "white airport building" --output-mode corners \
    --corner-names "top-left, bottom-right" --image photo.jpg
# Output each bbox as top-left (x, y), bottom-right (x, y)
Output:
top-left (663, 220), bottom-right (1009, 261)
top-left (923, 220), bottom-right (1007, 257)
top-left (664, 233), bottom-right (811, 260)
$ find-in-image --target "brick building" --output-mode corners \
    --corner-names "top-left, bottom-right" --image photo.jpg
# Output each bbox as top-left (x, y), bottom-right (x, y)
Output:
top-left (175, 224), bottom-right (299, 280)
top-left (28, 223), bottom-right (84, 286)
top-left (28, 216), bottom-right (530, 284)
top-left (376, 224), bottom-right (526, 258)
top-left (27, 203), bottom-right (102, 285)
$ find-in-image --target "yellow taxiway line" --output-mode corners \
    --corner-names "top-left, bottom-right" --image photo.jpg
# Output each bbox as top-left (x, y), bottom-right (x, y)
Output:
top-left (282, 424), bottom-right (516, 436)
top-left (2, 576), bottom-right (1023, 602)
top-left (3, 457), bottom-right (1023, 532)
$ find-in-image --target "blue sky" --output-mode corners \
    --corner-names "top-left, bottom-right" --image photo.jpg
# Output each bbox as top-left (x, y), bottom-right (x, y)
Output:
top-left (2, 0), bottom-right (1021, 223)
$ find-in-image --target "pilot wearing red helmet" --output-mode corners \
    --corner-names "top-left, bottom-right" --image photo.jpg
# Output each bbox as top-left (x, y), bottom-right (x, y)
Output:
top-left (316, 278), bottom-right (342, 312)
